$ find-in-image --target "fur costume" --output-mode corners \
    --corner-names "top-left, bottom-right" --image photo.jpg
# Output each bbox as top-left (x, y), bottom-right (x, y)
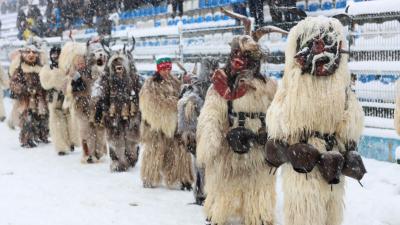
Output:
top-left (266, 17), bottom-right (365, 225)
top-left (139, 71), bottom-right (194, 189)
top-left (197, 35), bottom-right (278, 225)
top-left (61, 41), bottom-right (107, 163)
top-left (9, 47), bottom-right (49, 147)
top-left (177, 57), bottom-right (219, 204)
top-left (93, 49), bottom-right (141, 172)
top-left (0, 65), bottom-right (9, 121)
top-left (39, 49), bottom-right (80, 155)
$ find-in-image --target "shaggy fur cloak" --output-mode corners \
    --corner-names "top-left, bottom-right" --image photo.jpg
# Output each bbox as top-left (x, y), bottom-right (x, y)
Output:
top-left (197, 77), bottom-right (277, 225)
top-left (266, 17), bottom-right (364, 225)
top-left (139, 73), bottom-right (194, 188)
top-left (40, 65), bottom-right (80, 153)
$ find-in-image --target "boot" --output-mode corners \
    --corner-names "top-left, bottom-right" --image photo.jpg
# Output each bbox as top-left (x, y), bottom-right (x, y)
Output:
top-left (21, 139), bottom-right (37, 148)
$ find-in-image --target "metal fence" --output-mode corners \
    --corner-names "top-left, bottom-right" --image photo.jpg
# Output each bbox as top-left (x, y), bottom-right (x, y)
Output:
top-left (349, 12), bottom-right (400, 121)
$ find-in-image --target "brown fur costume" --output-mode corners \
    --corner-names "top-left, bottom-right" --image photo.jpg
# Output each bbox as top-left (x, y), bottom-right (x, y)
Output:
top-left (93, 51), bottom-right (141, 172)
top-left (9, 52), bottom-right (49, 147)
top-left (39, 64), bottom-right (80, 154)
top-left (266, 17), bottom-right (364, 225)
top-left (60, 42), bottom-right (107, 163)
top-left (197, 76), bottom-right (277, 225)
top-left (139, 72), bottom-right (194, 189)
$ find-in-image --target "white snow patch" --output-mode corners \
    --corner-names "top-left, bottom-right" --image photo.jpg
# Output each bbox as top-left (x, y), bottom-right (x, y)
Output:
top-left (0, 98), bottom-right (399, 225)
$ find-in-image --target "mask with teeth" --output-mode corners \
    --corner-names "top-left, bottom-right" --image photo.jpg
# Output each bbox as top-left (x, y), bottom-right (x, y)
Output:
top-left (294, 25), bottom-right (342, 77)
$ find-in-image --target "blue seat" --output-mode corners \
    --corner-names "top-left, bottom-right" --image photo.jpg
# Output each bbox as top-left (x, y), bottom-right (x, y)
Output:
top-left (296, 3), bottom-right (305, 11)
top-left (359, 74), bottom-right (375, 83)
top-left (214, 14), bottom-right (222, 21)
top-left (211, 0), bottom-right (219, 6)
top-left (161, 5), bottom-right (167, 13)
top-left (188, 17), bottom-right (195, 24)
top-left (205, 14), bottom-right (213, 22)
top-left (380, 75), bottom-right (396, 84)
top-left (196, 16), bottom-right (204, 23)
top-left (199, 0), bottom-right (205, 8)
top-left (308, 2), bottom-right (319, 11)
top-left (336, 0), bottom-right (347, 9)
top-left (321, 1), bottom-right (333, 10)
top-left (154, 6), bottom-right (160, 15)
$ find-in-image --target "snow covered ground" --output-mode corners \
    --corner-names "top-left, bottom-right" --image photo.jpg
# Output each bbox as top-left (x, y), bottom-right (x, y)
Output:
top-left (0, 98), bottom-right (400, 225)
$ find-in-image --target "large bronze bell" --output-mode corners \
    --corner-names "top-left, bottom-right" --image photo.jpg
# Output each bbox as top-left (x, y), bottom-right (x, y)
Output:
top-left (342, 150), bottom-right (367, 181)
top-left (286, 143), bottom-right (321, 173)
top-left (121, 103), bottom-right (129, 120)
top-left (317, 151), bottom-right (345, 184)
top-left (265, 139), bottom-right (288, 168)
top-left (109, 103), bottom-right (116, 118)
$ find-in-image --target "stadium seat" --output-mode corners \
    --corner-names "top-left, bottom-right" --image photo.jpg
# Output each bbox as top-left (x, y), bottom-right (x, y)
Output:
top-left (321, 0), bottom-right (333, 10)
top-left (308, 0), bottom-right (320, 11)
top-left (296, 1), bottom-right (306, 11)
top-left (336, 0), bottom-right (347, 9)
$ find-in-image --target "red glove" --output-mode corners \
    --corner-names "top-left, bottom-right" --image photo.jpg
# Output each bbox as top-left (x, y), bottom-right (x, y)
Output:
top-left (211, 69), bottom-right (248, 100)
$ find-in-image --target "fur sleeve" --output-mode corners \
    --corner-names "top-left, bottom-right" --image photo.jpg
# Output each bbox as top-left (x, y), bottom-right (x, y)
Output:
top-left (177, 93), bottom-right (204, 134)
top-left (196, 86), bottom-right (228, 167)
top-left (39, 66), bottom-right (67, 91)
top-left (266, 85), bottom-right (288, 140)
top-left (335, 89), bottom-right (364, 146)
top-left (9, 68), bottom-right (25, 96)
top-left (0, 66), bottom-right (9, 89)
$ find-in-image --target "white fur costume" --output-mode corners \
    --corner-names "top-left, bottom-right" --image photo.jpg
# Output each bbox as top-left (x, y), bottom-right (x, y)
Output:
top-left (39, 64), bottom-right (80, 154)
top-left (60, 41), bottom-right (107, 163)
top-left (197, 77), bottom-right (277, 225)
top-left (266, 17), bottom-right (364, 225)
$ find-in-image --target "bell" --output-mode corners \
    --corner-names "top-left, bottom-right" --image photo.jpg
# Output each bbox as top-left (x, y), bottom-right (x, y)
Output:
top-left (265, 139), bottom-right (288, 168)
top-left (109, 103), bottom-right (116, 117)
top-left (317, 151), bottom-right (345, 184)
top-left (130, 101), bottom-right (137, 116)
top-left (29, 97), bottom-right (37, 112)
top-left (287, 143), bottom-right (321, 173)
top-left (38, 100), bottom-right (46, 116)
top-left (121, 103), bottom-right (129, 120)
top-left (342, 151), bottom-right (367, 181)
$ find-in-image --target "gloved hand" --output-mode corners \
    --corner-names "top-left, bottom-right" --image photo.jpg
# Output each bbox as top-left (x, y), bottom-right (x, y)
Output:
top-left (71, 72), bottom-right (86, 92)
top-left (226, 127), bottom-right (257, 154)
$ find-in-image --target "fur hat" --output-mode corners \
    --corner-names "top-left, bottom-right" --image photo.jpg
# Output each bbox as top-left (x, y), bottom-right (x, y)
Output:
top-left (59, 42), bottom-right (87, 74)
top-left (229, 35), bottom-right (262, 61)
top-left (156, 56), bottom-right (172, 72)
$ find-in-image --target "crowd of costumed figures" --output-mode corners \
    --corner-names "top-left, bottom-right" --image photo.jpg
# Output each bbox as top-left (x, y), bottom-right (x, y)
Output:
top-left (2, 8), bottom-right (385, 225)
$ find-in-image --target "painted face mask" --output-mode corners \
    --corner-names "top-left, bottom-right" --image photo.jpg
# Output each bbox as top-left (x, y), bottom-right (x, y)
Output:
top-left (22, 49), bottom-right (39, 65)
top-left (294, 27), bottom-right (342, 77)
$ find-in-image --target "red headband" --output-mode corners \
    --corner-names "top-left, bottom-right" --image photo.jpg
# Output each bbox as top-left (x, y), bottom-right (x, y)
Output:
top-left (157, 62), bottom-right (172, 72)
